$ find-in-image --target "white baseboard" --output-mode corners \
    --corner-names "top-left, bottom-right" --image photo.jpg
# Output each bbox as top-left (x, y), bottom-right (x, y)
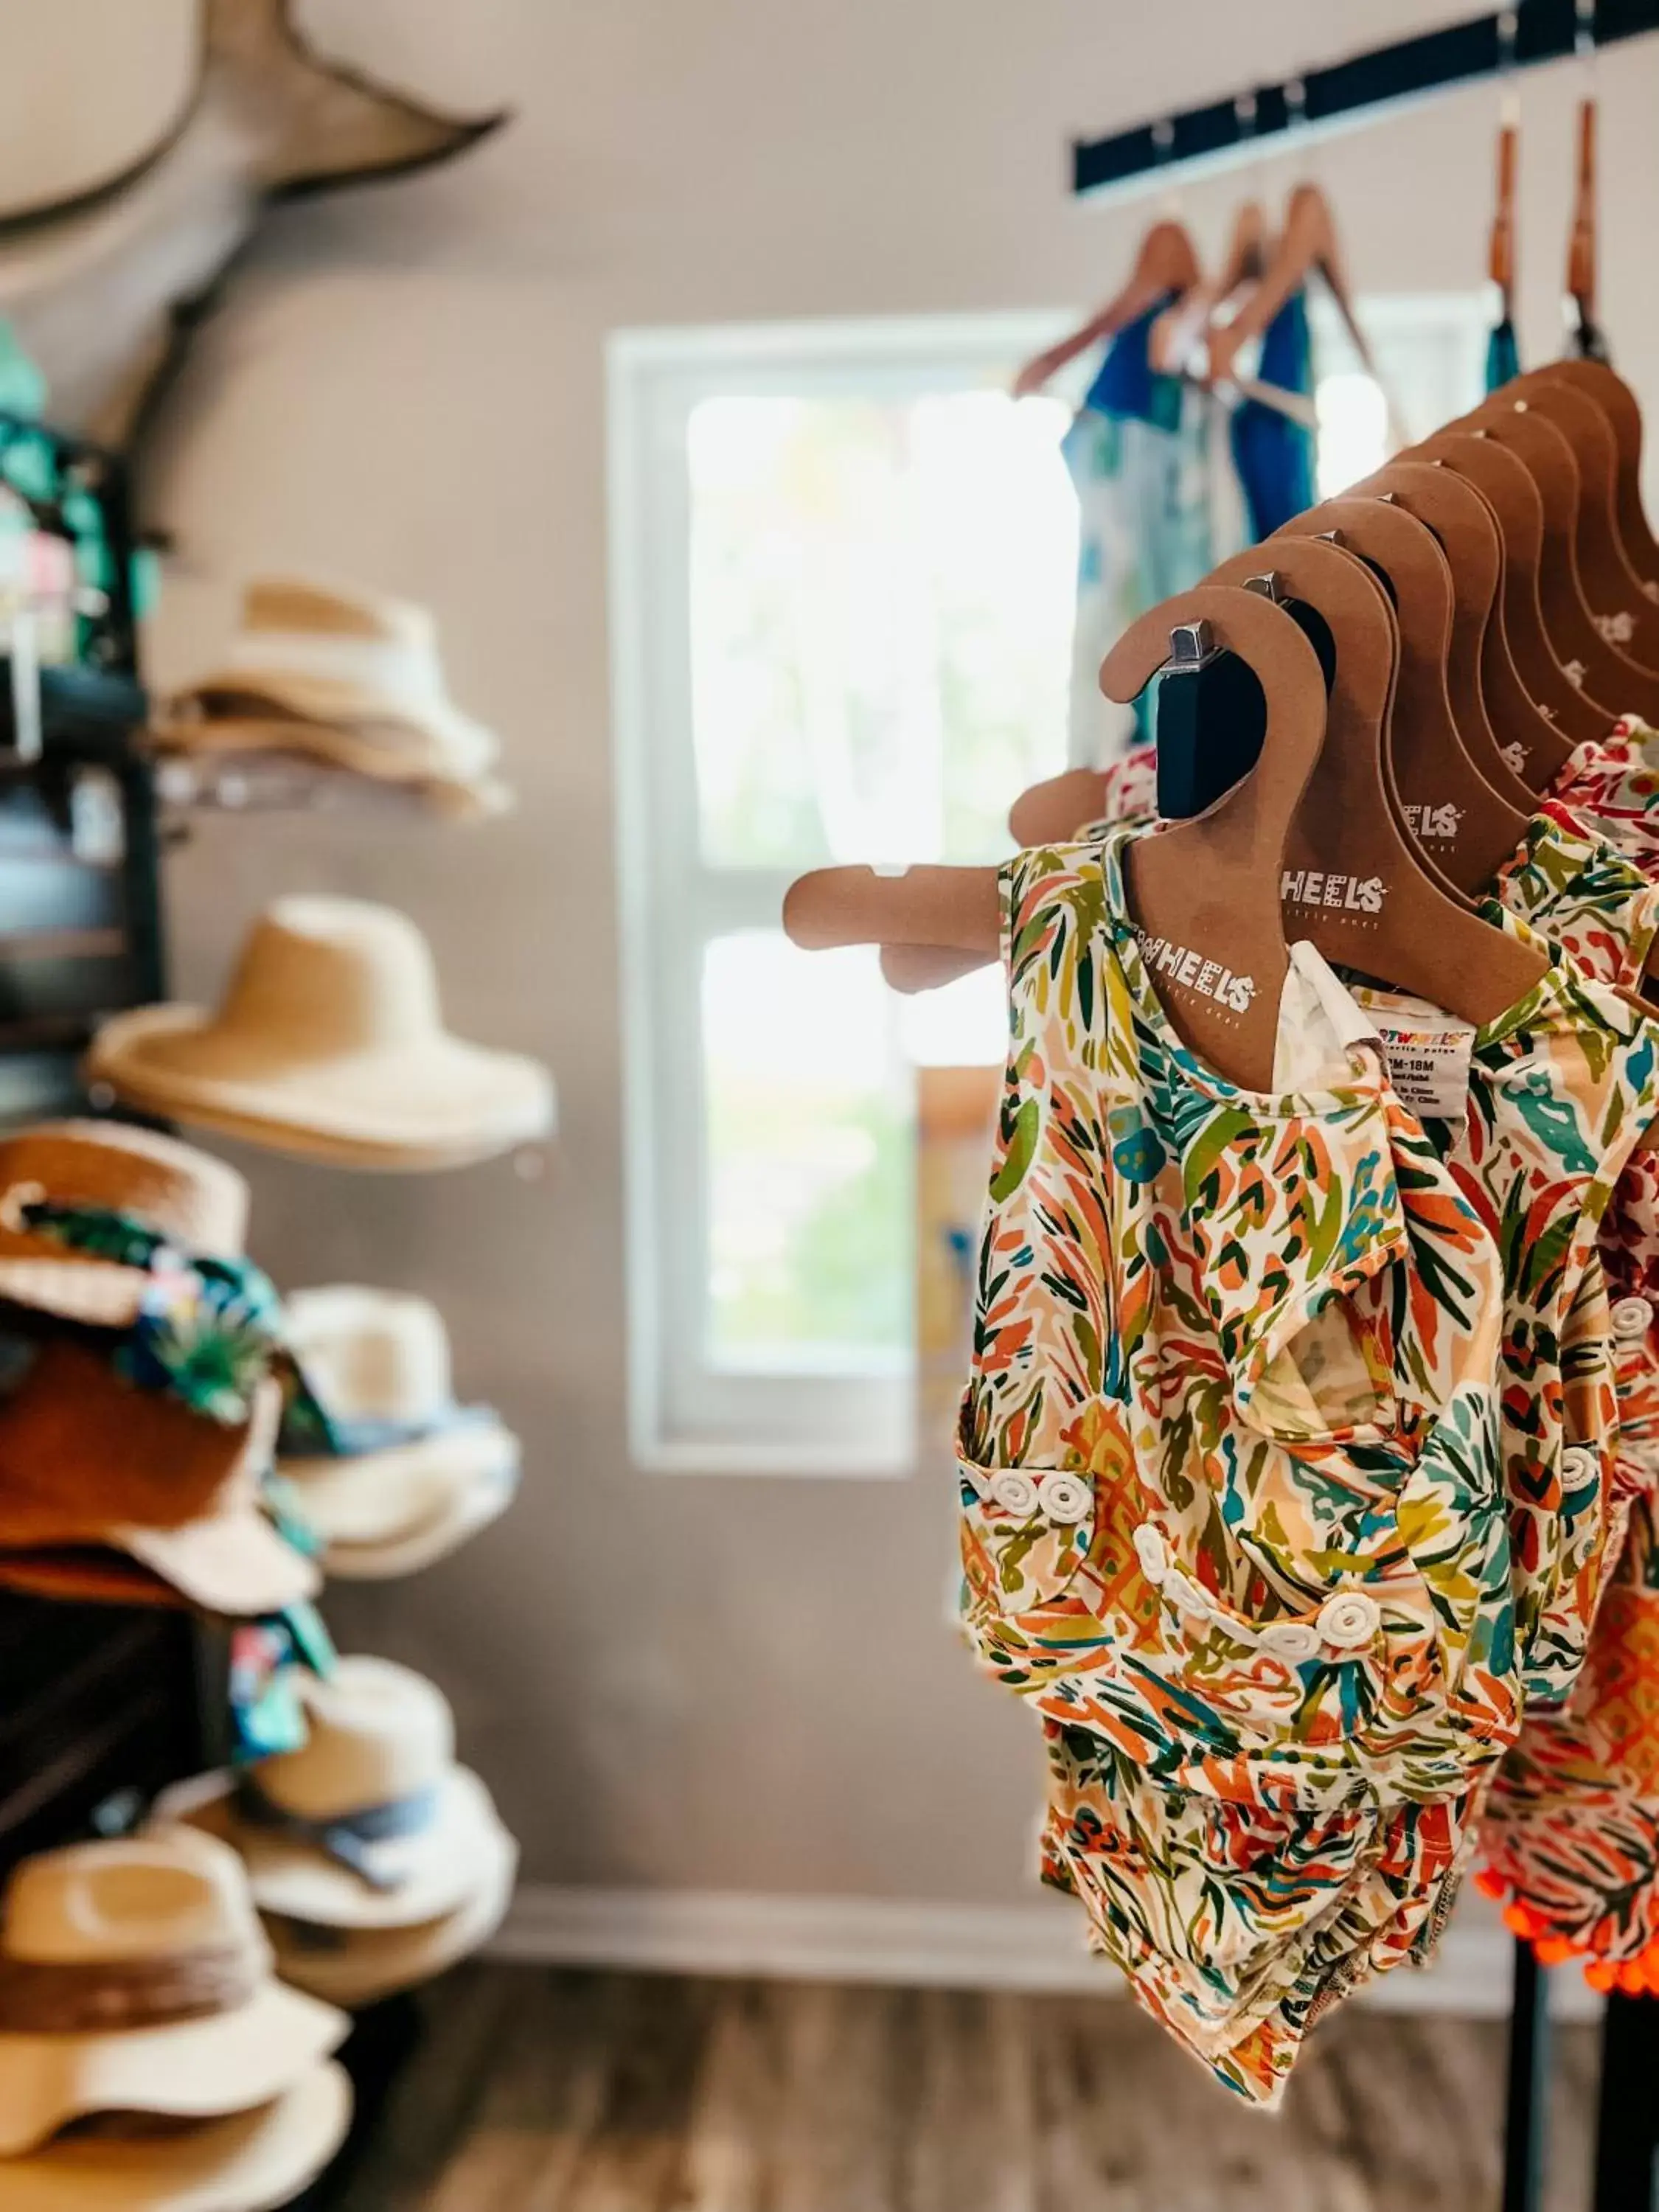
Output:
top-left (489, 1882), bottom-right (1601, 2022)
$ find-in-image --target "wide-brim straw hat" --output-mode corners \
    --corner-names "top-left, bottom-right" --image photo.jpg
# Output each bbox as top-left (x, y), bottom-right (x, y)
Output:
top-left (0, 1120), bottom-right (248, 1330)
top-left (153, 721), bottom-right (514, 821)
top-left (277, 1285), bottom-right (520, 1577)
top-left (86, 896), bottom-right (554, 1169)
top-left (0, 1828), bottom-right (348, 2159)
top-left (0, 1345), bottom-right (316, 1617)
top-left (0, 2062), bottom-right (352, 2212)
top-left (159, 1655), bottom-right (513, 1929)
top-left (284, 1427), bottom-right (518, 1579)
top-left (266, 1824), bottom-right (518, 2010)
top-left (163, 577), bottom-right (501, 785)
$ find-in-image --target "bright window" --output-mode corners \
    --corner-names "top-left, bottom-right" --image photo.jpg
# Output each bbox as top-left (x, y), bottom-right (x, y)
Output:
top-left (611, 299), bottom-right (1486, 1476)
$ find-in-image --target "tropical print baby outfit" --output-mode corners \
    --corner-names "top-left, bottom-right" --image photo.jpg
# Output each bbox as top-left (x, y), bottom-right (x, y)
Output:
top-left (961, 824), bottom-right (1515, 2104)
top-left (1063, 305), bottom-right (1236, 770)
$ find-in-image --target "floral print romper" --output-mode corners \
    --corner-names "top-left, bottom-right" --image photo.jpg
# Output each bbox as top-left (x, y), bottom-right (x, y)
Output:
top-left (962, 824), bottom-right (1517, 2103)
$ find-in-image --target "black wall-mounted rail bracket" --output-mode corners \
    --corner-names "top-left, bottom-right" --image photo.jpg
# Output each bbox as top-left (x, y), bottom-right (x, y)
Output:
top-left (1073, 0), bottom-right (1659, 198)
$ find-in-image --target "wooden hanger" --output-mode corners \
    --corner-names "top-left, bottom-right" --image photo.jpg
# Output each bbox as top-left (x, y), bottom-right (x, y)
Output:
top-left (1464, 398), bottom-right (1659, 717)
top-left (1105, 588), bottom-right (1334, 1087)
top-left (1205, 182), bottom-right (1397, 439)
top-left (1012, 218), bottom-right (1202, 399)
top-left (1504, 373), bottom-right (1659, 663)
top-left (883, 538), bottom-right (1547, 1020)
top-left (1566, 95), bottom-right (1601, 358)
top-left (1345, 459), bottom-right (1536, 813)
top-left (1149, 199), bottom-right (1267, 376)
top-left (1534, 359), bottom-right (1659, 589)
top-left (789, 585), bottom-right (1328, 1088)
top-left (1273, 496), bottom-right (1531, 891)
top-left (1490, 119), bottom-right (1519, 330)
top-left (1409, 428), bottom-right (1605, 754)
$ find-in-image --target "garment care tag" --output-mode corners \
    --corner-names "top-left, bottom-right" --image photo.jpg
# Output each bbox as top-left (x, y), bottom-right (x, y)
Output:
top-left (1368, 1012), bottom-right (1477, 1126)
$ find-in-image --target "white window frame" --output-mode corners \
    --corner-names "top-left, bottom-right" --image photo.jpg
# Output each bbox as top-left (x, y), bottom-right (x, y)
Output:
top-left (608, 294), bottom-right (1488, 1480)
top-left (608, 313), bottom-right (1070, 1478)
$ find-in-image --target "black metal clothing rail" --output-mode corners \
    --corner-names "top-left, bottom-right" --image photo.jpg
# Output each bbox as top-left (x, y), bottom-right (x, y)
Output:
top-left (1073, 0), bottom-right (1659, 198)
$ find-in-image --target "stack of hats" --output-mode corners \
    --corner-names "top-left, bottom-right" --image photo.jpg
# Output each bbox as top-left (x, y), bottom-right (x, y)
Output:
top-left (0, 1121), bottom-right (318, 1614)
top-left (0, 1827), bottom-right (351, 2211)
top-left (276, 1287), bottom-right (520, 1579)
top-left (85, 894), bottom-right (554, 1170)
top-left (152, 579), bottom-right (511, 821)
top-left (159, 1658), bottom-right (518, 2009)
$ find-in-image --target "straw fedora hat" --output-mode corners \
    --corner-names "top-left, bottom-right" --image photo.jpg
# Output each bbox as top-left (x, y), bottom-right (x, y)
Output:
top-left (0, 2064), bottom-right (352, 2212)
top-left (168, 1656), bottom-right (513, 1928)
top-left (161, 578), bottom-right (504, 795)
top-left (86, 897), bottom-right (554, 1168)
top-left (0, 1340), bottom-right (316, 1616)
top-left (279, 1287), bottom-right (520, 1579)
top-left (267, 1821), bottom-right (518, 2009)
top-left (0, 1826), bottom-right (346, 2158)
top-left (0, 1120), bottom-right (248, 1330)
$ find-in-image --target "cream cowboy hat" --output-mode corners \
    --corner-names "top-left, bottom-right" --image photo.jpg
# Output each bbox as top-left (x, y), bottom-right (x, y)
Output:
top-left (278, 1286), bottom-right (519, 1579)
top-left (0, 1119), bottom-right (247, 1330)
top-left (85, 896), bottom-right (554, 1169)
top-left (162, 1656), bottom-right (515, 1929)
top-left (0, 1827), bottom-right (346, 2159)
top-left (0, 2063), bottom-right (352, 2212)
top-left (158, 578), bottom-right (509, 811)
top-left (266, 1821), bottom-right (518, 2009)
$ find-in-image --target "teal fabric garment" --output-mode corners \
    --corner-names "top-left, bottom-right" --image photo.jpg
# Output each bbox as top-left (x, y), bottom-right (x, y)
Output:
top-left (1062, 297), bottom-right (1231, 765)
top-left (1229, 290), bottom-right (1317, 540)
top-left (1486, 318), bottom-right (1522, 392)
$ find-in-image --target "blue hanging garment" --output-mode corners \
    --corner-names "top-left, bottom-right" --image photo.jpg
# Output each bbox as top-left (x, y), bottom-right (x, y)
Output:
top-left (1062, 296), bottom-right (1227, 761)
top-left (1228, 289), bottom-right (1317, 540)
top-left (1486, 318), bottom-right (1522, 392)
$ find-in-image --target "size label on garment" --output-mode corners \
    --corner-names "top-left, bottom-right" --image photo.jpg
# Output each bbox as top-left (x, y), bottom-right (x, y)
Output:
top-left (1368, 1015), bottom-right (1477, 1125)
top-left (1132, 928), bottom-right (1256, 1014)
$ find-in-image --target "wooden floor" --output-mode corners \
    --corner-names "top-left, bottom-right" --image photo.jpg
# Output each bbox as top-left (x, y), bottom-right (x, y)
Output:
top-left (316, 1964), bottom-right (1600, 2212)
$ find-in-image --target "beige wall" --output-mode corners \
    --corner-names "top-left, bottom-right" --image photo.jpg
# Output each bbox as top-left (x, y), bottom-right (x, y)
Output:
top-left (142, 0), bottom-right (1659, 1906)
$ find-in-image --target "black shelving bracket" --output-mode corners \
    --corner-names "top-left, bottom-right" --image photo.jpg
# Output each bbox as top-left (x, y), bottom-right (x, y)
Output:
top-left (1073, 0), bottom-right (1659, 199)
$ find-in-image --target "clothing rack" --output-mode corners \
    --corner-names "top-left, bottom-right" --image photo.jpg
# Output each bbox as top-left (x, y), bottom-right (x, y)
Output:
top-left (1072, 0), bottom-right (1659, 200)
top-left (0, 409), bottom-right (212, 1882)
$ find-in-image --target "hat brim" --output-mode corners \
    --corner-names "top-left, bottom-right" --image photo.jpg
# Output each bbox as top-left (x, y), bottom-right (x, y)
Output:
top-left (182, 1767), bottom-right (511, 1930)
top-left (153, 718), bottom-right (512, 821)
top-left (280, 1421), bottom-right (519, 1550)
top-left (268, 1829), bottom-right (518, 2008)
top-left (86, 1010), bottom-right (554, 1168)
top-left (0, 1256), bottom-right (150, 1329)
top-left (117, 1507), bottom-right (321, 1618)
top-left (0, 2060), bottom-right (352, 2212)
top-left (0, 1982), bottom-right (346, 2157)
top-left (170, 669), bottom-right (498, 769)
top-left (319, 1466), bottom-right (518, 1581)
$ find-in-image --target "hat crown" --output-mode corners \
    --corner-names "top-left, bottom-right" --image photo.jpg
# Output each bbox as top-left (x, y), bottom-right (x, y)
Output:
top-left (0, 1119), bottom-right (247, 1256)
top-left (255, 1657), bottom-right (456, 1820)
top-left (241, 578), bottom-right (437, 660)
top-left (215, 898), bottom-right (444, 1059)
top-left (2, 1829), bottom-right (260, 1966)
top-left (288, 1288), bottom-right (455, 1424)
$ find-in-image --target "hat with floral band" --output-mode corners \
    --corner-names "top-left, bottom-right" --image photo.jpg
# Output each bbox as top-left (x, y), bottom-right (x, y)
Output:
top-left (0, 1120), bottom-right (248, 1332)
top-left (0, 1826), bottom-right (347, 2159)
top-left (275, 1286), bottom-right (520, 1579)
top-left (164, 1656), bottom-right (514, 1929)
top-left (86, 897), bottom-right (554, 1169)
